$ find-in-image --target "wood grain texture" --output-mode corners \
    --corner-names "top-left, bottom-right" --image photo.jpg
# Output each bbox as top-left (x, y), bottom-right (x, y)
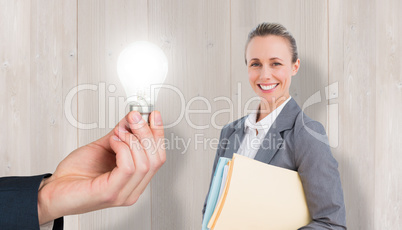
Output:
top-left (30, 0), bottom-right (79, 228)
top-left (148, 0), bottom-right (231, 229)
top-left (30, 0), bottom-right (78, 174)
top-left (329, 0), bottom-right (377, 229)
top-left (0, 0), bottom-right (31, 176)
top-left (375, 0), bottom-right (402, 229)
top-left (77, 0), bottom-right (151, 229)
top-left (1, 0), bottom-right (402, 229)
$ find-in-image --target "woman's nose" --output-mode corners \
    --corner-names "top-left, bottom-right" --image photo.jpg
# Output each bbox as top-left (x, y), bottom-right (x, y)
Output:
top-left (260, 66), bottom-right (272, 80)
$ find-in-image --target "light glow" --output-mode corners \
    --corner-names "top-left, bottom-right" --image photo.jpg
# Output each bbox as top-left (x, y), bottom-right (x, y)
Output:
top-left (117, 41), bottom-right (168, 105)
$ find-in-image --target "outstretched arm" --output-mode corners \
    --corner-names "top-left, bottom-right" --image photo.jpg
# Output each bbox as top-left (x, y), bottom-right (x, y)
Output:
top-left (37, 111), bottom-right (166, 225)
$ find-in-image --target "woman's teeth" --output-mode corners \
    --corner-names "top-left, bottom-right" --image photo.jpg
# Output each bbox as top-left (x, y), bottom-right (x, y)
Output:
top-left (259, 84), bottom-right (278, 90)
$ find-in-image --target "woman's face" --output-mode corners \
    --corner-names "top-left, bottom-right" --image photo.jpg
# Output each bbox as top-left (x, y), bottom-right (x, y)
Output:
top-left (246, 35), bottom-right (300, 107)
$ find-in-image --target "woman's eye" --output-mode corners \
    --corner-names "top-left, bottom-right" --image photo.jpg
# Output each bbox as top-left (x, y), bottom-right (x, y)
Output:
top-left (250, 63), bottom-right (260, 67)
top-left (273, 62), bottom-right (282, 66)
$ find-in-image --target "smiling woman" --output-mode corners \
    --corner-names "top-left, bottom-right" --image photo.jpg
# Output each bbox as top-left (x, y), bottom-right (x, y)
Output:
top-left (203, 22), bottom-right (347, 229)
top-left (246, 35), bottom-right (300, 122)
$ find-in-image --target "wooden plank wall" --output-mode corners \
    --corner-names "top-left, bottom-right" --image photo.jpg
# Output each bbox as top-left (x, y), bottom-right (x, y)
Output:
top-left (374, 0), bottom-right (402, 229)
top-left (329, 0), bottom-right (377, 229)
top-left (1, 0), bottom-right (401, 229)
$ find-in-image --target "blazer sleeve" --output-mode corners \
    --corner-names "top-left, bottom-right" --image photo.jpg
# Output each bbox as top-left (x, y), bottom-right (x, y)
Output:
top-left (0, 174), bottom-right (63, 230)
top-left (294, 120), bottom-right (346, 229)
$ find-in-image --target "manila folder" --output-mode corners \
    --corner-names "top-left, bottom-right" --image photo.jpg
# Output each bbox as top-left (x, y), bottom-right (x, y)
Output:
top-left (211, 154), bottom-right (311, 230)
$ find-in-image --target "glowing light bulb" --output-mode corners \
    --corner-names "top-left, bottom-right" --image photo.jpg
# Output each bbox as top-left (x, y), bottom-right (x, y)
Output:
top-left (117, 41), bottom-right (168, 121)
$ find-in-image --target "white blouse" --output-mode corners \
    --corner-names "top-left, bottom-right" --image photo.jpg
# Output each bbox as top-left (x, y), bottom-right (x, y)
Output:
top-left (237, 96), bottom-right (292, 159)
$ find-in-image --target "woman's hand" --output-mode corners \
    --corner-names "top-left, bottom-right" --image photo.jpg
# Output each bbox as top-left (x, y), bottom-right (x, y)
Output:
top-left (37, 111), bottom-right (166, 224)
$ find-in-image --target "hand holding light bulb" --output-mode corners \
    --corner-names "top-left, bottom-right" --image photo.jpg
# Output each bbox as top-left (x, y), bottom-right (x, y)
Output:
top-left (117, 41), bottom-right (168, 121)
top-left (1, 42), bottom-right (168, 228)
top-left (37, 41), bottom-right (168, 225)
top-left (37, 110), bottom-right (166, 225)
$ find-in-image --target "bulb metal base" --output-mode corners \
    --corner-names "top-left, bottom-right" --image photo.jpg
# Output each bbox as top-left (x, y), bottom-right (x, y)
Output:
top-left (129, 104), bottom-right (154, 122)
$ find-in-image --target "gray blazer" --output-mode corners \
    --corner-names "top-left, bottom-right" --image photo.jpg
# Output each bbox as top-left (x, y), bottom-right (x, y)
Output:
top-left (203, 98), bottom-right (346, 229)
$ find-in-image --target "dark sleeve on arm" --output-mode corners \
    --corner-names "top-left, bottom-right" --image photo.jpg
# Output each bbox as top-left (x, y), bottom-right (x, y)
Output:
top-left (0, 174), bottom-right (63, 230)
top-left (295, 121), bottom-right (347, 230)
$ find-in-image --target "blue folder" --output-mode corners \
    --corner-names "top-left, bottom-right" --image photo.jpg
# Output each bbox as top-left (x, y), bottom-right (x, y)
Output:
top-left (202, 157), bottom-right (230, 230)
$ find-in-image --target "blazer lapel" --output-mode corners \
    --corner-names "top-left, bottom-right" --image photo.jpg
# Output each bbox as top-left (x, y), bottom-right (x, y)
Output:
top-left (223, 118), bottom-right (246, 159)
top-left (254, 98), bottom-right (301, 164)
top-left (254, 127), bottom-right (283, 164)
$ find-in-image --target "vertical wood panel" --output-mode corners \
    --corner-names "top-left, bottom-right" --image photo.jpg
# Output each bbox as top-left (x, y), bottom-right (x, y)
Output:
top-left (329, 0), bottom-right (376, 228)
top-left (77, 0), bottom-right (150, 229)
top-left (30, 0), bottom-right (78, 174)
top-left (148, 0), bottom-right (231, 229)
top-left (0, 0), bottom-right (31, 176)
top-left (375, 0), bottom-right (402, 228)
top-left (30, 0), bottom-right (79, 228)
top-left (295, 0), bottom-right (329, 128)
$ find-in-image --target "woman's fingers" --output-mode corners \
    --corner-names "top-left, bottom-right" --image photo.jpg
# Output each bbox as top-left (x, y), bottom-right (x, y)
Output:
top-left (129, 112), bottom-right (160, 159)
top-left (114, 111), bottom-right (160, 167)
top-left (117, 131), bottom-right (151, 204)
top-left (104, 135), bottom-right (135, 200)
top-left (114, 111), bottom-right (148, 137)
top-left (149, 111), bottom-right (166, 164)
top-left (104, 135), bottom-right (149, 206)
top-left (124, 111), bottom-right (165, 201)
top-left (110, 110), bottom-right (165, 205)
top-left (120, 111), bottom-right (164, 173)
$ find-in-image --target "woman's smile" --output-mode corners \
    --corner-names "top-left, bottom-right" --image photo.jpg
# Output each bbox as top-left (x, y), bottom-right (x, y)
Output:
top-left (258, 83), bottom-right (279, 92)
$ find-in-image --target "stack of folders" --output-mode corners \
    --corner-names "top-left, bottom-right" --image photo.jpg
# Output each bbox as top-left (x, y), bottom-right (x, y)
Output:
top-left (202, 154), bottom-right (312, 230)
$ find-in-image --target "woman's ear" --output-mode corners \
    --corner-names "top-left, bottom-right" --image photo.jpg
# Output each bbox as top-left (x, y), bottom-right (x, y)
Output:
top-left (292, 59), bottom-right (300, 76)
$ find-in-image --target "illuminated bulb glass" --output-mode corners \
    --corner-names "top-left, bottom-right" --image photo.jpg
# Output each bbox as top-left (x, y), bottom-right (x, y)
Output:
top-left (117, 41), bottom-right (168, 120)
